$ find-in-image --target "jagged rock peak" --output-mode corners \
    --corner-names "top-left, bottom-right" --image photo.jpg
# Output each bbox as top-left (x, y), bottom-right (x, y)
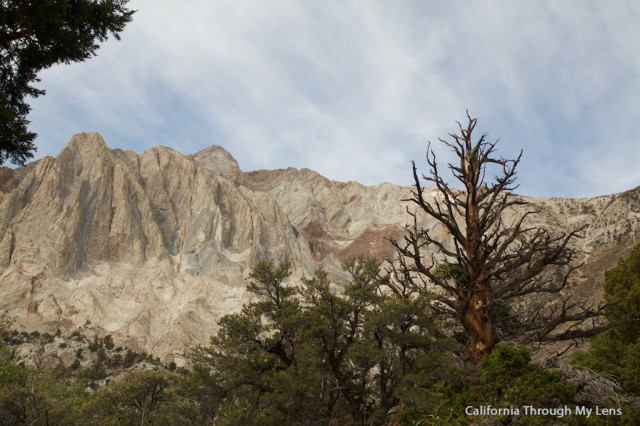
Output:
top-left (63, 132), bottom-right (108, 154)
top-left (192, 145), bottom-right (241, 178)
top-left (2, 132), bottom-right (640, 367)
top-left (55, 132), bottom-right (111, 170)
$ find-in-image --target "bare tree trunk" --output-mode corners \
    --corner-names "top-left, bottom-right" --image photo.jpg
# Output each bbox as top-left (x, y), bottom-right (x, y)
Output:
top-left (461, 290), bottom-right (496, 360)
top-left (393, 112), bottom-right (608, 362)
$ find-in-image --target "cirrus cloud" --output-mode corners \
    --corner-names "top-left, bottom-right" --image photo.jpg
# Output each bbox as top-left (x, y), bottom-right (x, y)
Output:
top-left (27, 0), bottom-right (640, 197)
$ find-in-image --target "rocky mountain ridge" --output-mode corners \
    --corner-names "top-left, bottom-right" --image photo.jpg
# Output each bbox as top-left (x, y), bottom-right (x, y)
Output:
top-left (1, 133), bottom-right (639, 365)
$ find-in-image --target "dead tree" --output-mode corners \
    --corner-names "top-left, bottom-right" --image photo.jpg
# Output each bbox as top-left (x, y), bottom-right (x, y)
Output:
top-left (392, 113), bottom-right (610, 361)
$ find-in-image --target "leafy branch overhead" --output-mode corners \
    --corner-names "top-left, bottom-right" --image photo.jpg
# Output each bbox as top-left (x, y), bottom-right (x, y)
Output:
top-left (0, 0), bottom-right (134, 165)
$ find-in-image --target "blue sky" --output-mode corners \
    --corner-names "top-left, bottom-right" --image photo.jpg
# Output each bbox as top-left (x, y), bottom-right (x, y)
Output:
top-left (27, 1), bottom-right (640, 198)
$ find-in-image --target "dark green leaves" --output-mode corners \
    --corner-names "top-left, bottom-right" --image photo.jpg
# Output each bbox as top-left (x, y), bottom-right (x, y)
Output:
top-left (0, 0), bottom-right (134, 164)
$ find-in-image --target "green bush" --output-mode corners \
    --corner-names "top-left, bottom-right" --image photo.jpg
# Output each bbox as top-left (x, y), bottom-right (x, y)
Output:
top-left (478, 344), bottom-right (575, 425)
top-left (573, 244), bottom-right (640, 394)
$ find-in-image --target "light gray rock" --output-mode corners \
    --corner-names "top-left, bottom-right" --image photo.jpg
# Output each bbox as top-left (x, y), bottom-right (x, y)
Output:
top-left (193, 145), bottom-right (241, 178)
top-left (0, 132), bottom-right (638, 365)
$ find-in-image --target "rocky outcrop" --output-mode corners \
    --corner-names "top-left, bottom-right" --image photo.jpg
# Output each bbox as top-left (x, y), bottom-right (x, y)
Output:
top-left (0, 133), bottom-right (310, 365)
top-left (0, 133), bottom-right (639, 365)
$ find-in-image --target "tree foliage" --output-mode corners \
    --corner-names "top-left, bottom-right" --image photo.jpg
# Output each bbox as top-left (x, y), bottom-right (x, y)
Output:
top-left (479, 344), bottom-right (575, 406)
top-left (192, 258), bottom-right (449, 425)
top-left (392, 113), bottom-right (608, 361)
top-left (79, 369), bottom-right (199, 426)
top-left (477, 344), bottom-right (576, 426)
top-left (0, 249), bottom-right (633, 424)
top-left (0, 344), bottom-right (88, 425)
top-left (574, 244), bottom-right (640, 395)
top-left (0, 0), bottom-right (134, 164)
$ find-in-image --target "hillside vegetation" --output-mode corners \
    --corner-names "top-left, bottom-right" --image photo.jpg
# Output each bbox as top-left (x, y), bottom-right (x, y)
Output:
top-left (1, 251), bottom-right (639, 425)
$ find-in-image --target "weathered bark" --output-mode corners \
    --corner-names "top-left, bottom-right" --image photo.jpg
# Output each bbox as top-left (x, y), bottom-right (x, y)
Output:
top-left (393, 113), bottom-right (605, 361)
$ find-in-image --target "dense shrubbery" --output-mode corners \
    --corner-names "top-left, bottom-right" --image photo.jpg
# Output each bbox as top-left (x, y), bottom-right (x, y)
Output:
top-left (573, 244), bottom-right (640, 423)
top-left (190, 258), bottom-right (467, 424)
top-left (187, 258), bottom-right (634, 425)
top-left (1, 252), bottom-right (639, 424)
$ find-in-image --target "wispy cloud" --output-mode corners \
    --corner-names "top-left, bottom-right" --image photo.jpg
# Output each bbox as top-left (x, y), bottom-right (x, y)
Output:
top-left (27, 0), bottom-right (640, 197)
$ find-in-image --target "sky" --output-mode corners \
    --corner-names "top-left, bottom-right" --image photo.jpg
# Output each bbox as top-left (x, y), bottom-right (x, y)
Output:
top-left (26, 0), bottom-right (640, 198)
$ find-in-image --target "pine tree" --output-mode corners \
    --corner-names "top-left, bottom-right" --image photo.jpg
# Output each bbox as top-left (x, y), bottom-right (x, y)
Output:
top-left (1, 0), bottom-right (134, 164)
top-left (393, 113), bottom-right (611, 361)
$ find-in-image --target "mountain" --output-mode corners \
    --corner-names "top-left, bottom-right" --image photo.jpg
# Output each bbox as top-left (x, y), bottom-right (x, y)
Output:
top-left (1, 133), bottom-right (639, 366)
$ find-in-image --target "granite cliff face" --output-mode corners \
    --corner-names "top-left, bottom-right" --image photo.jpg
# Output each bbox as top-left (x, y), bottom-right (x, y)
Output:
top-left (0, 133), bottom-right (639, 365)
